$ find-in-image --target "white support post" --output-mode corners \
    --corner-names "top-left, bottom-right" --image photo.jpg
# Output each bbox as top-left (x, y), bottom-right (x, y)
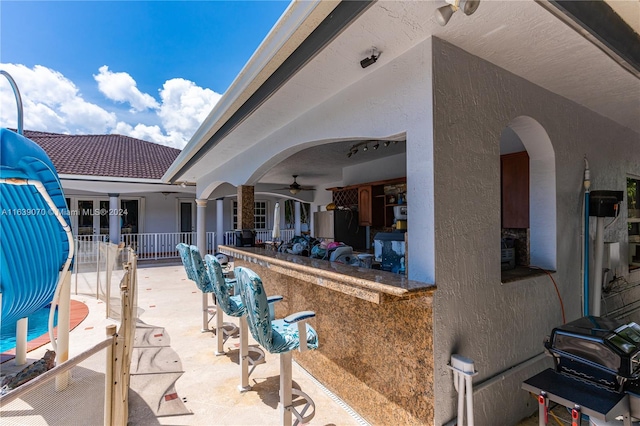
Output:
top-left (294, 201), bottom-right (301, 236)
top-left (215, 304), bottom-right (225, 356)
top-left (55, 270), bottom-right (71, 391)
top-left (216, 198), bottom-right (224, 249)
top-left (196, 198), bottom-right (209, 332)
top-left (280, 351), bottom-right (293, 426)
top-left (457, 370), bottom-right (466, 426)
top-left (104, 324), bottom-right (117, 426)
top-left (15, 317), bottom-right (28, 366)
top-left (108, 193), bottom-right (120, 245)
top-left (449, 354), bottom-right (478, 426)
top-left (239, 316), bottom-right (251, 392)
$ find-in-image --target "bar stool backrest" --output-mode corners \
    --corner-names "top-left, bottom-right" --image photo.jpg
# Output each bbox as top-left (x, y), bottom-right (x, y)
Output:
top-left (235, 266), bottom-right (273, 349)
top-left (188, 245), bottom-right (214, 293)
top-left (176, 243), bottom-right (197, 282)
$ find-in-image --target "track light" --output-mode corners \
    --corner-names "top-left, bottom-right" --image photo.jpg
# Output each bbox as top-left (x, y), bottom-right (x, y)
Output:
top-left (373, 143), bottom-right (379, 150)
top-left (435, 0), bottom-right (480, 26)
top-left (360, 47), bottom-right (380, 69)
top-left (363, 144), bottom-right (368, 152)
top-left (384, 141), bottom-right (391, 147)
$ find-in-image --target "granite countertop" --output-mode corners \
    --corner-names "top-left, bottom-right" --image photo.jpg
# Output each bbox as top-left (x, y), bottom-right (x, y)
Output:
top-left (219, 246), bottom-right (436, 304)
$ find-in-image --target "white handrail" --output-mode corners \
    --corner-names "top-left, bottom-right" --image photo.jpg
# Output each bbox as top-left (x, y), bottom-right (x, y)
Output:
top-left (0, 70), bottom-right (23, 134)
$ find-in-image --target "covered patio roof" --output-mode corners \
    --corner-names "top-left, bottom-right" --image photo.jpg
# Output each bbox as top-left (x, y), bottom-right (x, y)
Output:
top-left (162, 0), bottom-right (639, 197)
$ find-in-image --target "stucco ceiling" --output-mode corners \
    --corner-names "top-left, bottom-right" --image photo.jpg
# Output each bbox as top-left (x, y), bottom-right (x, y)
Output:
top-left (177, 0), bottom-right (639, 189)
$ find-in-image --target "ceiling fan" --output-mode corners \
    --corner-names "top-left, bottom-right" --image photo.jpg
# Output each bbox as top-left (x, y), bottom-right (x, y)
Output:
top-left (281, 175), bottom-right (315, 194)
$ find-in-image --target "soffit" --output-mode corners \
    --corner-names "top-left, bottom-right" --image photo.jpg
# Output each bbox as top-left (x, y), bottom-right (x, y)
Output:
top-left (178, 0), bottom-right (639, 186)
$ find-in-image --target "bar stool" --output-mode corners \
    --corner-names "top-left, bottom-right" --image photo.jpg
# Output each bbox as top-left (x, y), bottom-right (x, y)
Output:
top-left (177, 243), bottom-right (213, 330)
top-left (176, 243), bottom-right (237, 340)
top-left (188, 245), bottom-right (240, 348)
top-left (204, 254), bottom-right (283, 391)
top-left (235, 266), bottom-right (319, 426)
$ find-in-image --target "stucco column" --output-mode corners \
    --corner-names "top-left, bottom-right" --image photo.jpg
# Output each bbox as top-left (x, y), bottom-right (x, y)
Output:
top-left (216, 198), bottom-right (224, 249)
top-left (294, 201), bottom-right (301, 236)
top-left (108, 193), bottom-right (120, 244)
top-left (196, 198), bottom-right (207, 254)
top-left (237, 185), bottom-right (254, 230)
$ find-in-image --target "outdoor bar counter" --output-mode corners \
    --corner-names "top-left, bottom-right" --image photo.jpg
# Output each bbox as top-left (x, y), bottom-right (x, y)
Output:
top-left (219, 245), bottom-right (436, 425)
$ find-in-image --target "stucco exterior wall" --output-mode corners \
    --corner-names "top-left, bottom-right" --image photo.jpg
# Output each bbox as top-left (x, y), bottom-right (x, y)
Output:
top-left (201, 38), bottom-right (435, 283)
top-left (431, 38), bottom-right (640, 425)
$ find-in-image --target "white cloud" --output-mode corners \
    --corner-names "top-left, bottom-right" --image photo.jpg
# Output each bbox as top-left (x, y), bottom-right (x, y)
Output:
top-left (94, 65), bottom-right (159, 112)
top-left (0, 63), bottom-right (221, 148)
top-left (0, 63), bottom-right (116, 134)
top-left (157, 78), bottom-right (222, 142)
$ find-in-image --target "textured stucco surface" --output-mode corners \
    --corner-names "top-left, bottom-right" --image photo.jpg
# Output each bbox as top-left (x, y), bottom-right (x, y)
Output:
top-left (431, 38), bottom-right (640, 425)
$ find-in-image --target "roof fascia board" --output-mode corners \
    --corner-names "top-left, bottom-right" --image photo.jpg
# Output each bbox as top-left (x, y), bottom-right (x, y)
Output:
top-left (539, 0), bottom-right (640, 77)
top-left (59, 174), bottom-right (164, 184)
top-left (163, 0), bottom-right (331, 183)
top-left (163, 0), bottom-right (374, 183)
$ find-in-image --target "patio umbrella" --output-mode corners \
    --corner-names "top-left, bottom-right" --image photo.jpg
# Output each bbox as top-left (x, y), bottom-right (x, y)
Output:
top-left (272, 202), bottom-right (281, 241)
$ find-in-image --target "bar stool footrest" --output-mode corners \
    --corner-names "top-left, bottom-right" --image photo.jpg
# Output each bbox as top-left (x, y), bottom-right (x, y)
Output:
top-left (289, 388), bottom-right (315, 426)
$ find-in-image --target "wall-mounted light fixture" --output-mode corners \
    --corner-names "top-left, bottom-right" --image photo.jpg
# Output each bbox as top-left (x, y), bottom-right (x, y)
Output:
top-left (360, 47), bottom-right (380, 69)
top-left (435, 0), bottom-right (480, 26)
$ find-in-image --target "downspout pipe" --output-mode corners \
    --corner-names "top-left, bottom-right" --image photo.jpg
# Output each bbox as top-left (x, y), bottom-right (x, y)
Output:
top-left (583, 157), bottom-right (591, 316)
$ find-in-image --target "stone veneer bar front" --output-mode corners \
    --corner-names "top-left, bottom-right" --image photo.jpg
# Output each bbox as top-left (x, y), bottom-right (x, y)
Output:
top-left (219, 246), bottom-right (436, 425)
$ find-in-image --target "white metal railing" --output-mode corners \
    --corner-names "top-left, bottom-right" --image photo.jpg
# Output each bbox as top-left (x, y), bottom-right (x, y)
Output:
top-left (120, 232), bottom-right (215, 260)
top-left (224, 229), bottom-right (296, 246)
top-left (75, 230), bottom-right (298, 263)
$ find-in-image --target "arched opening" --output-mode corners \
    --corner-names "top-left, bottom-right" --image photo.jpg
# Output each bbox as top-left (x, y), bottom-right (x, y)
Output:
top-left (500, 116), bottom-right (556, 272)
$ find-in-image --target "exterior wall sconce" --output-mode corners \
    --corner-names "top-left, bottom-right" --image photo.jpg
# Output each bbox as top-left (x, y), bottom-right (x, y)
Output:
top-left (360, 47), bottom-right (380, 68)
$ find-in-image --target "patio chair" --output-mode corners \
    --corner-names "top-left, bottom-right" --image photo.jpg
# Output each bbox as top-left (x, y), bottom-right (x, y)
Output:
top-left (187, 245), bottom-right (238, 346)
top-left (0, 127), bottom-right (74, 364)
top-left (204, 254), bottom-right (283, 391)
top-left (235, 266), bottom-right (318, 426)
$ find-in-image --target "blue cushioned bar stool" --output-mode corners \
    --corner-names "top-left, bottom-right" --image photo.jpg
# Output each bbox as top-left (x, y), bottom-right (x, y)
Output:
top-left (188, 246), bottom-right (240, 350)
top-left (176, 244), bottom-right (238, 344)
top-left (204, 254), bottom-right (283, 391)
top-left (176, 243), bottom-right (214, 332)
top-left (235, 266), bottom-right (319, 425)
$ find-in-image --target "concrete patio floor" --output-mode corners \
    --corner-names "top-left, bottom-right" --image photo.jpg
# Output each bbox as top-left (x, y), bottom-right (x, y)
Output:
top-left (128, 262), bottom-right (364, 426)
top-left (1, 262), bottom-right (365, 426)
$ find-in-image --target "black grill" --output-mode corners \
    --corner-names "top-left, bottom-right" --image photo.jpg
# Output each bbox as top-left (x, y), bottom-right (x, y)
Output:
top-left (545, 316), bottom-right (640, 393)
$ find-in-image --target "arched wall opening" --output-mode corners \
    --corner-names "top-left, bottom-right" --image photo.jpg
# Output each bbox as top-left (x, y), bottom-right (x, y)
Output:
top-left (500, 116), bottom-right (557, 270)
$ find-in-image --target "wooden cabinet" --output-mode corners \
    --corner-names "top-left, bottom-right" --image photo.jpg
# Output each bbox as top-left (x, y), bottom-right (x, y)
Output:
top-left (327, 178), bottom-right (405, 228)
top-left (358, 185), bottom-right (384, 226)
top-left (501, 151), bottom-right (529, 228)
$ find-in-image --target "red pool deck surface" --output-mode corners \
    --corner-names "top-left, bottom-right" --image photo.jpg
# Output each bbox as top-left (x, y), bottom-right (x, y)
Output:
top-left (0, 300), bottom-right (89, 364)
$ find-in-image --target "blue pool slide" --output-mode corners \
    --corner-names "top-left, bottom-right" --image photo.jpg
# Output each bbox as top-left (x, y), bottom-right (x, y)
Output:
top-left (0, 127), bottom-right (73, 326)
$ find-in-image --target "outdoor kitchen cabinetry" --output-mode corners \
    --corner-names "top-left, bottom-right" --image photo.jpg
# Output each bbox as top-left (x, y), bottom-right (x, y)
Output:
top-left (501, 151), bottom-right (529, 228)
top-left (329, 178), bottom-right (404, 227)
top-left (358, 185), bottom-right (384, 227)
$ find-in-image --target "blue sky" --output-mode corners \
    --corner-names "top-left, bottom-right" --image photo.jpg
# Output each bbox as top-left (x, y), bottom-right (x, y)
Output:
top-left (0, 1), bottom-right (290, 147)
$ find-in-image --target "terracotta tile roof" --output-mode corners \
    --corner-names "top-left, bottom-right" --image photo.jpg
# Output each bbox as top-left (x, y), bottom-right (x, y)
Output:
top-left (23, 130), bottom-right (181, 180)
